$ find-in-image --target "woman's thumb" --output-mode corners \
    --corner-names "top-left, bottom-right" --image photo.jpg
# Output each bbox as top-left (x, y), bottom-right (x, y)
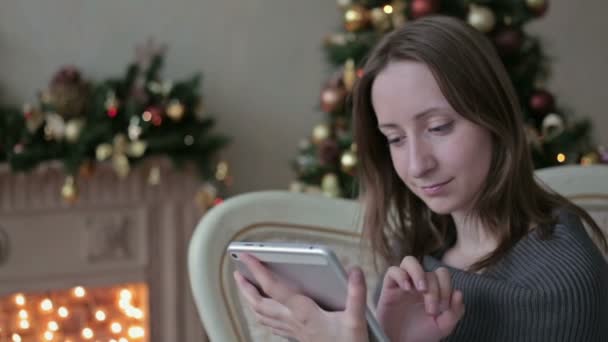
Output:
top-left (345, 267), bottom-right (367, 320)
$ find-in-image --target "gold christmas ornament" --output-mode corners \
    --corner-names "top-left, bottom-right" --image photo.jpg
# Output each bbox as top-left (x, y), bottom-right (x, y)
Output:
top-left (64, 119), bottom-right (85, 143)
top-left (44, 113), bottom-right (66, 141)
top-left (370, 8), bottom-right (392, 32)
top-left (468, 5), bottom-right (496, 33)
top-left (148, 166), bottom-right (161, 186)
top-left (96, 144), bottom-right (113, 161)
top-left (113, 154), bottom-right (130, 179)
top-left (340, 150), bottom-right (358, 174)
top-left (541, 113), bottom-right (565, 140)
top-left (61, 176), bottom-right (78, 203)
top-left (342, 59), bottom-right (357, 91)
top-left (127, 140), bottom-right (148, 158)
top-left (344, 5), bottom-right (369, 32)
top-left (194, 183), bottom-right (218, 210)
top-left (215, 161), bottom-right (230, 182)
top-left (166, 99), bottom-right (185, 121)
top-left (581, 152), bottom-right (600, 166)
top-left (95, 134), bottom-right (148, 178)
top-left (321, 173), bottom-right (342, 198)
top-left (526, 0), bottom-right (546, 10)
top-left (312, 124), bottom-right (331, 144)
top-left (128, 116), bottom-right (142, 140)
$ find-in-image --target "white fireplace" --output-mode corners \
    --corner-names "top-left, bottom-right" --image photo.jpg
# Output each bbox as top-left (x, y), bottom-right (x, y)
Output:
top-left (0, 158), bottom-right (208, 342)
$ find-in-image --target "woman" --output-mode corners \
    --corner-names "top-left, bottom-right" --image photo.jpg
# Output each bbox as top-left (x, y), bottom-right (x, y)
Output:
top-left (234, 15), bottom-right (608, 341)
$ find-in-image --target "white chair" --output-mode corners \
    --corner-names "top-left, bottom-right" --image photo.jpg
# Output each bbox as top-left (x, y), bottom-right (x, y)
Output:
top-left (188, 165), bottom-right (608, 341)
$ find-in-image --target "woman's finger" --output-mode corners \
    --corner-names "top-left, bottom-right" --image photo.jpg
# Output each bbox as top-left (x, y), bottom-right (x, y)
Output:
top-left (383, 266), bottom-right (413, 291)
top-left (254, 312), bottom-right (294, 335)
top-left (399, 256), bottom-right (427, 291)
top-left (436, 290), bottom-right (465, 336)
top-left (434, 267), bottom-right (452, 312)
top-left (238, 253), bottom-right (296, 304)
top-left (345, 267), bottom-right (368, 327)
top-left (234, 271), bottom-right (289, 319)
top-left (423, 272), bottom-right (440, 316)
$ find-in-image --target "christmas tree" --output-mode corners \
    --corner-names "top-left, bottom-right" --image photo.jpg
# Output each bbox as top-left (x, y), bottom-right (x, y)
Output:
top-left (291, 0), bottom-right (606, 199)
top-left (0, 41), bottom-right (230, 205)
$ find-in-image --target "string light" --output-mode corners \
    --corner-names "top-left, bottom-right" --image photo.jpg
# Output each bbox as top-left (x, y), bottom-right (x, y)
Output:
top-left (111, 322), bottom-right (123, 334)
top-left (19, 320), bottom-right (29, 330)
top-left (48, 321), bottom-right (59, 331)
top-left (14, 294), bottom-right (25, 306)
top-left (18, 309), bottom-right (28, 319)
top-left (383, 5), bottom-right (393, 14)
top-left (58, 306), bottom-right (69, 318)
top-left (1, 283), bottom-right (148, 341)
top-left (557, 153), bottom-right (566, 163)
top-left (129, 325), bottom-right (145, 338)
top-left (82, 327), bottom-right (94, 339)
top-left (73, 286), bottom-right (86, 298)
top-left (40, 298), bottom-right (53, 312)
top-left (95, 309), bottom-right (107, 322)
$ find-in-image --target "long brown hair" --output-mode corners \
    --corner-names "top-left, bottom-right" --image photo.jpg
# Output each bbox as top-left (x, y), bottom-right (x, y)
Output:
top-left (353, 15), bottom-right (607, 271)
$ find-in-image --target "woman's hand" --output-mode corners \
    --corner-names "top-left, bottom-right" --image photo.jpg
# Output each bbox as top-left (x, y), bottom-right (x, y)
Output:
top-left (377, 256), bottom-right (465, 342)
top-left (234, 254), bottom-right (370, 342)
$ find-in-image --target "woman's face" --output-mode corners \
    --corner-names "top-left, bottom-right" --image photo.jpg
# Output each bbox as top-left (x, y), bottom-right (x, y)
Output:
top-left (371, 61), bottom-right (493, 216)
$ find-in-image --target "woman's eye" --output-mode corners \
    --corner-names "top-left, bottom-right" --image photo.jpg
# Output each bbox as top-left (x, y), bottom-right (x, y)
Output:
top-left (429, 122), bottom-right (453, 133)
top-left (387, 136), bottom-right (405, 145)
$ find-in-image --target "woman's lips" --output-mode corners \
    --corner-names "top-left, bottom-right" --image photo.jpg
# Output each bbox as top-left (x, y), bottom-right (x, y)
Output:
top-left (420, 178), bottom-right (453, 196)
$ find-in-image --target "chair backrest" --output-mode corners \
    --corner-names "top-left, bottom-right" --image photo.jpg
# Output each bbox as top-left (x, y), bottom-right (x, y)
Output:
top-left (535, 165), bottom-right (608, 254)
top-left (188, 165), bottom-right (608, 341)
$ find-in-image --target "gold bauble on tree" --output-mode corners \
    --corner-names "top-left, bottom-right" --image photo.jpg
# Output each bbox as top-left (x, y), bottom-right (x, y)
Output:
top-left (526, 0), bottom-right (548, 16)
top-left (344, 4), bottom-right (369, 32)
top-left (467, 5), bottom-right (496, 33)
top-left (148, 166), bottom-right (161, 186)
top-left (342, 59), bottom-right (357, 92)
top-left (166, 99), bottom-right (185, 121)
top-left (61, 176), bottom-right (78, 203)
top-left (312, 124), bottom-right (331, 144)
top-left (370, 8), bottom-right (392, 32)
top-left (341, 150), bottom-right (358, 174)
top-left (96, 143), bottom-right (113, 161)
top-left (113, 154), bottom-right (130, 179)
top-left (581, 152), bottom-right (600, 166)
top-left (64, 119), bottom-right (85, 143)
top-left (321, 173), bottom-right (342, 198)
top-left (194, 183), bottom-right (218, 211)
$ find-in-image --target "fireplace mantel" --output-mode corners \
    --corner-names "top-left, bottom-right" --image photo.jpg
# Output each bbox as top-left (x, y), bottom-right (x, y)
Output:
top-left (0, 158), bottom-right (208, 341)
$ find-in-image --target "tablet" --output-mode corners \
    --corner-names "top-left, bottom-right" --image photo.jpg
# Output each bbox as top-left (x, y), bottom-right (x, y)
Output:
top-left (228, 241), bottom-right (389, 342)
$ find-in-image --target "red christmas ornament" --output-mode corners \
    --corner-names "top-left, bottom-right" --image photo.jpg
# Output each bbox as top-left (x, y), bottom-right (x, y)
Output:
top-left (107, 106), bottom-right (118, 118)
top-left (529, 90), bottom-right (555, 115)
top-left (410, 0), bottom-right (440, 19)
top-left (494, 28), bottom-right (524, 57)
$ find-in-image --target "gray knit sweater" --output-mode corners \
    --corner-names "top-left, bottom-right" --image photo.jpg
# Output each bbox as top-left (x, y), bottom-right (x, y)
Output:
top-left (422, 211), bottom-right (608, 341)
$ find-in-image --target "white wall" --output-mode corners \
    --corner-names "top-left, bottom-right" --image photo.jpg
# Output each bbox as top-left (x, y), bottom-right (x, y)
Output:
top-left (1, 0), bottom-right (606, 194)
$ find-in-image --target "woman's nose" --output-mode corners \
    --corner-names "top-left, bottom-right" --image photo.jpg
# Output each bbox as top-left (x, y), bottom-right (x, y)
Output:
top-left (407, 138), bottom-right (436, 178)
